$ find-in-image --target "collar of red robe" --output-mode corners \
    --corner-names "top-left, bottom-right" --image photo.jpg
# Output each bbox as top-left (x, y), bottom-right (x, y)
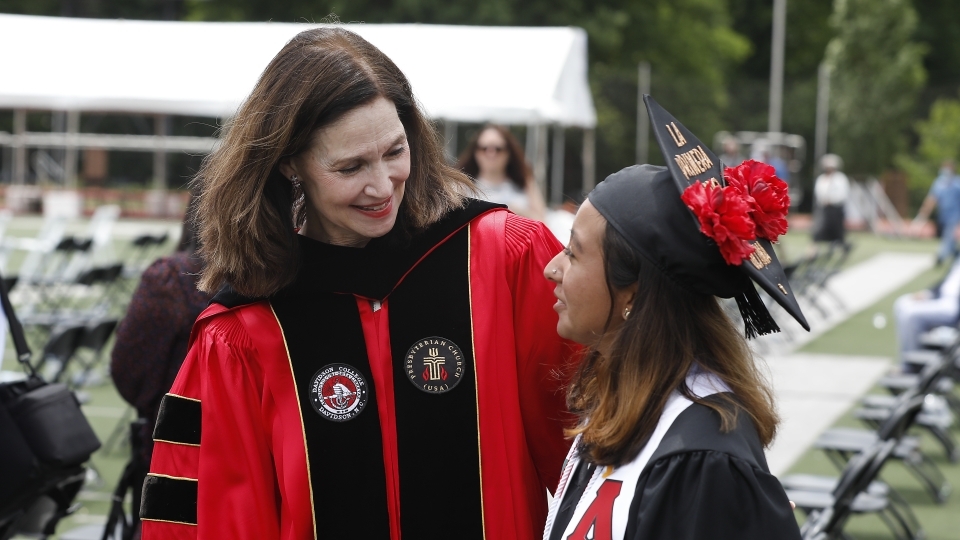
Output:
top-left (211, 198), bottom-right (505, 308)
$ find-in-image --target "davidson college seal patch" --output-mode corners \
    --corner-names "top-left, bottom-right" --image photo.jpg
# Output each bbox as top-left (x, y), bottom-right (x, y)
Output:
top-left (405, 337), bottom-right (465, 394)
top-left (309, 363), bottom-right (368, 422)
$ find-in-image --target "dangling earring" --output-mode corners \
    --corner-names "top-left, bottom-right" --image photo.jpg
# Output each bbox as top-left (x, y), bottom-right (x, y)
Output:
top-left (290, 174), bottom-right (300, 188)
top-left (623, 307), bottom-right (631, 320)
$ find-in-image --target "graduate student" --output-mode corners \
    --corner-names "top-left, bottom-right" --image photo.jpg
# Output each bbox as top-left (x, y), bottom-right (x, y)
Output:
top-left (541, 96), bottom-right (809, 540)
top-left (140, 28), bottom-right (574, 540)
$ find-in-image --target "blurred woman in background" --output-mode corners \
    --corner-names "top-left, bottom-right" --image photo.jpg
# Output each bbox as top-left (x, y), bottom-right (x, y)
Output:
top-left (812, 153), bottom-right (850, 243)
top-left (458, 124), bottom-right (547, 221)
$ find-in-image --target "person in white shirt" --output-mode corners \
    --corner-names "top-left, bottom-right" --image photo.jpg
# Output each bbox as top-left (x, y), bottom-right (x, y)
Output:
top-left (458, 124), bottom-right (546, 221)
top-left (893, 258), bottom-right (960, 366)
top-left (812, 153), bottom-right (850, 242)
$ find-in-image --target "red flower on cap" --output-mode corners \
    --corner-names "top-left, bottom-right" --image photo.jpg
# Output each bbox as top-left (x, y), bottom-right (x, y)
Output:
top-left (723, 160), bottom-right (790, 242)
top-left (680, 180), bottom-right (756, 265)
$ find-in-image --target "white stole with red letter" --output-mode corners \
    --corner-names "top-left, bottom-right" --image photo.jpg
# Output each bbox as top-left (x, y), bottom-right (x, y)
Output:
top-left (543, 367), bottom-right (730, 540)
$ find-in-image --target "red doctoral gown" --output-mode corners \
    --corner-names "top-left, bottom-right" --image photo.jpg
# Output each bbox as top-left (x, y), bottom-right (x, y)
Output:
top-left (141, 201), bottom-right (575, 540)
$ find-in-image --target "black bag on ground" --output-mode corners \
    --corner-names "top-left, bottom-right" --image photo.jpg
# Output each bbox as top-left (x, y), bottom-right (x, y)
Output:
top-left (0, 401), bottom-right (38, 506)
top-left (1, 379), bottom-right (100, 466)
top-left (0, 267), bottom-right (101, 513)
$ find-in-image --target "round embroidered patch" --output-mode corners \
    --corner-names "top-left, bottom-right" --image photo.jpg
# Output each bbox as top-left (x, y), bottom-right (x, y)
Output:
top-left (404, 337), bottom-right (466, 394)
top-left (309, 363), bottom-right (368, 422)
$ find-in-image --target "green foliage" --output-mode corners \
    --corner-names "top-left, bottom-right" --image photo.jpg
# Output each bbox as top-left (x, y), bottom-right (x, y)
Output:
top-left (825, 0), bottom-right (927, 177)
top-left (725, 0), bottom-right (833, 198)
top-left (0, 0), bottom-right (184, 19)
top-left (896, 94), bottom-right (960, 195)
top-left (914, 0), bottom-right (960, 89)
top-left (914, 97), bottom-right (960, 166)
top-left (0, 0), bottom-right (60, 16)
top-left (728, 0), bottom-right (833, 80)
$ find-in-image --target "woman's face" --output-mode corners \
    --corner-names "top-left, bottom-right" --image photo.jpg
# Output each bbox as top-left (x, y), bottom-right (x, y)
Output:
top-left (280, 97), bottom-right (410, 247)
top-left (474, 128), bottom-right (510, 180)
top-left (544, 200), bottom-right (633, 348)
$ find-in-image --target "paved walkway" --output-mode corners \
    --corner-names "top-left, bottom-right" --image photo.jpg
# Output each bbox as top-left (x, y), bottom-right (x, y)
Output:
top-left (763, 353), bottom-right (891, 475)
top-left (760, 252), bottom-right (935, 475)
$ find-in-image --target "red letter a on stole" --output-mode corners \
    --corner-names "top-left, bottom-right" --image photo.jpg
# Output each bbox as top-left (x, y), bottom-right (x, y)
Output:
top-left (567, 480), bottom-right (623, 540)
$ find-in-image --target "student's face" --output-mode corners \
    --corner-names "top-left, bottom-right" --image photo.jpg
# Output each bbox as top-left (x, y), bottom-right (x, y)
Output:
top-left (280, 97), bottom-right (410, 247)
top-left (544, 200), bottom-right (628, 348)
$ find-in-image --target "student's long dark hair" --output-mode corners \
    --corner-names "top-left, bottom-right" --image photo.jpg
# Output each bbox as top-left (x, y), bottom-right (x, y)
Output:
top-left (566, 223), bottom-right (779, 467)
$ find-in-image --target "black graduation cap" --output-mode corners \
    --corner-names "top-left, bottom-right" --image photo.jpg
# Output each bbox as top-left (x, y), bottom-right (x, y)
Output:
top-left (587, 95), bottom-right (809, 337)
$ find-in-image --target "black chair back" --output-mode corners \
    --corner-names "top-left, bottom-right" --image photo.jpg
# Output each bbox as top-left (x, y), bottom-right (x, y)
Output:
top-left (915, 356), bottom-right (948, 394)
top-left (803, 440), bottom-right (897, 539)
top-left (40, 325), bottom-right (86, 363)
top-left (80, 319), bottom-right (118, 354)
top-left (35, 325), bottom-right (86, 382)
top-left (877, 393), bottom-right (927, 441)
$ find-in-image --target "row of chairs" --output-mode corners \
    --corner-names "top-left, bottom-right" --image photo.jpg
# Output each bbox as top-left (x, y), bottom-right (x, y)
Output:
top-left (34, 319), bottom-right (118, 389)
top-left (783, 327), bottom-right (960, 539)
top-left (0, 214), bottom-right (173, 540)
top-left (5, 231), bottom-right (169, 345)
top-left (749, 240), bottom-right (853, 352)
top-left (783, 240), bottom-right (853, 320)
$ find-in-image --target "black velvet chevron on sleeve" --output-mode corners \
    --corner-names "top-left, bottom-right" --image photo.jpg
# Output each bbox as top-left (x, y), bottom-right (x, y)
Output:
top-left (153, 394), bottom-right (201, 446)
top-left (140, 474), bottom-right (198, 525)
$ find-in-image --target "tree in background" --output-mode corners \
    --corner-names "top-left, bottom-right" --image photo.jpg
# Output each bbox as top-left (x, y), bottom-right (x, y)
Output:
top-left (914, 0), bottom-right (960, 110)
top-left (896, 95), bottom-right (960, 203)
top-left (0, 0), bottom-right (183, 19)
top-left (824, 0), bottom-right (926, 178)
top-left (725, 0), bottom-right (832, 209)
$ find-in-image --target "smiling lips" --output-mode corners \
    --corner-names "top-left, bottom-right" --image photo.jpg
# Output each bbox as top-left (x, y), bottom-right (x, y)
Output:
top-left (553, 290), bottom-right (566, 312)
top-left (352, 197), bottom-right (393, 219)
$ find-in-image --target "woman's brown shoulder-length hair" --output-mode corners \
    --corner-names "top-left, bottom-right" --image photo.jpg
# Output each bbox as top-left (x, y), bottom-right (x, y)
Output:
top-left (456, 124), bottom-right (532, 191)
top-left (566, 223), bottom-right (780, 467)
top-left (194, 27), bottom-right (474, 297)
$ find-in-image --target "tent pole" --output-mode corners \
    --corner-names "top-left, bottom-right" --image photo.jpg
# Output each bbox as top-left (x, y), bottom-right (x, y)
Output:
top-left (814, 62), bottom-right (831, 176)
top-left (64, 110), bottom-right (80, 189)
top-left (525, 124), bottom-right (536, 162)
top-left (444, 120), bottom-right (458, 163)
top-left (13, 109), bottom-right (26, 185)
top-left (768, 0), bottom-right (786, 134)
top-left (153, 114), bottom-right (168, 190)
top-left (582, 128), bottom-right (595, 195)
top-left (550, 126), bottom-right (565, 206)
top-left (533, 124), bottom-right (548, 197)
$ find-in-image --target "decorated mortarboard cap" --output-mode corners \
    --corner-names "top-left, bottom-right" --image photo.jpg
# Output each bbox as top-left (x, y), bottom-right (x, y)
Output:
top-left (588, 95), bottom-right (809, 337)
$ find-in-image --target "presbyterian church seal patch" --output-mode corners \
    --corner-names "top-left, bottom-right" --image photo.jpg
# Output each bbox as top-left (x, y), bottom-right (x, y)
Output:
top-left (309, 363), bottom-right (368, 422)
top-left (405, 337), bottom-right (465, 394)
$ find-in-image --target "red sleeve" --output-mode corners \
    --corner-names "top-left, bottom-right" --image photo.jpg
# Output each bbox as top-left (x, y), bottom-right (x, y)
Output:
top-left (142, 312), bottom-right (280, 540)
top-left (504, 214), bottom-right (579, 493)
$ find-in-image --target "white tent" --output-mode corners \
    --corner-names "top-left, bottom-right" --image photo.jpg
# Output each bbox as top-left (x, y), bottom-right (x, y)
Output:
top-left (0, 14), bottom-right (596, 197)
top-left (0, 14), bottom-right (595, 127)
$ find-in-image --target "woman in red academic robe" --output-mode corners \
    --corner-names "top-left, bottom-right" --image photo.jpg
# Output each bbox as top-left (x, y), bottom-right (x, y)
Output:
top-left (140, 28), bottom-right (574, 540)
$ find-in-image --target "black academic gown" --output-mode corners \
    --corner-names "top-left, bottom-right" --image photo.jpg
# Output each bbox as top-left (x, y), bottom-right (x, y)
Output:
top-left (549, 394), bottom-right (802, 540)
